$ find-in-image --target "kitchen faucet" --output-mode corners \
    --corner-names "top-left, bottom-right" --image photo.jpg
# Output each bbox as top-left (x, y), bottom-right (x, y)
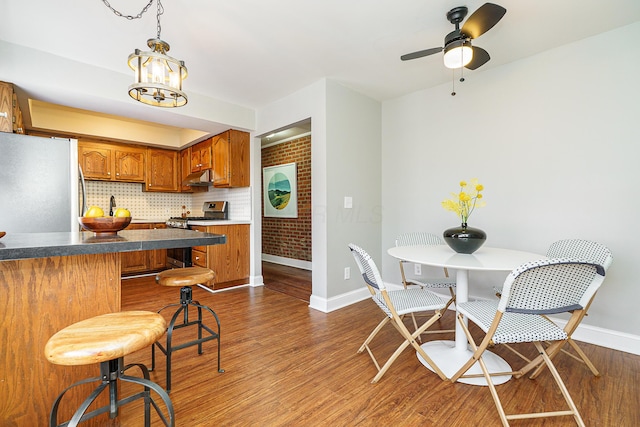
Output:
top-left (109, 195), bottom-right (116, 216)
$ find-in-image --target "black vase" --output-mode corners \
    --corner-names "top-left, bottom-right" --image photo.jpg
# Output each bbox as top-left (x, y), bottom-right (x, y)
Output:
top-left (443, 223), bottom-right (487, 254)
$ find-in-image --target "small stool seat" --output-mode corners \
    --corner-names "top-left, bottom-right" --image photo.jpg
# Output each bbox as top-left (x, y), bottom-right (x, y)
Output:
top-left (156, 266), bottom-right (215, 288)
top-left (45, 311), bottom-right (166, 365)
top-left (45, 311), bottom-right (174, 426)
top-left (152, 267), bottom-right (223, 392)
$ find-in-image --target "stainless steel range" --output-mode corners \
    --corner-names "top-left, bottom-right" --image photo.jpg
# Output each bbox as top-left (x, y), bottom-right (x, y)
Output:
top-left (165, 201), bottom-right (229, 268)
top-left (166, 201), bottom-right (229, 229)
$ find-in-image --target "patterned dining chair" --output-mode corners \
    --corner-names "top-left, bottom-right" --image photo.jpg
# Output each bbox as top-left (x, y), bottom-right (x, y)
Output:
top-left (526, 239), bottom-right (613, 378)
top-left (451, 258), bottom-right (606, 426)
top-left (348, 243), bottom-right (447, 383)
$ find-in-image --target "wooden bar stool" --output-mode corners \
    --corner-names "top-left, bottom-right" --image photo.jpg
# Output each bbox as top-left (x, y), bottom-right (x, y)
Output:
top-left (152, 267), bottom-right (224, 392)
top-left (44, 311), bottom-right (174, 427)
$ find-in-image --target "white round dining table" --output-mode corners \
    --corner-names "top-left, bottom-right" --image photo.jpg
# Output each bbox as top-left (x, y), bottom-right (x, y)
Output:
top-left (387, 244), bottom-right (546, 385)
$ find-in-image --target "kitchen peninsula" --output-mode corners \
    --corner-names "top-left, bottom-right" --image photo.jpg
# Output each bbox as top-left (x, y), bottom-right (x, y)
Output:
top-left (0, 228), bottom-right (226, 426)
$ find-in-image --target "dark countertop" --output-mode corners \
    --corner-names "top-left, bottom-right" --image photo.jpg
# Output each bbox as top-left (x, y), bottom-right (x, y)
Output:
top-left (0, 229), bottom-right (226, 261)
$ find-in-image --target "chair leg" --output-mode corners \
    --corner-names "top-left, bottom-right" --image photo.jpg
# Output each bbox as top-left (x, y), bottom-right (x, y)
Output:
top-left (394, 311), bottom-right (447, 380)
top-left (527, 337), bottom-right (600, 380)
top-left (450, 315), bottom-right (585, 426)
top-left (443, 287), bottom-right (456, 312)
top-left (477, 353), bottom-right (510, 427)
top-left (408, 312), bottom-right (421, 343)
top-left (358, 316), bottom-right (390, 375)
top-left (369, 312), bottom-right (447, 383)
top-left (370, 326), bottom-right (414, 383)
top-left (531, 342), bottom-right (586, 427)
top-left (358, 316), bottom-right (390, 355)
top-left (407, 312), bottom-right (448, 380)
top-left (565, 338), bottom-right (600, 376)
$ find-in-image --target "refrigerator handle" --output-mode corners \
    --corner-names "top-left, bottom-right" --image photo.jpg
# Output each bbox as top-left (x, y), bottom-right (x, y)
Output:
top-left (78, 165), bottom-right (88, 217)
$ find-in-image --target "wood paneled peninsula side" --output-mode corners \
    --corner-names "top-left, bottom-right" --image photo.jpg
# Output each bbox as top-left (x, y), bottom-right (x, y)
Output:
top-left (0, 229), bottom-right (225, 426)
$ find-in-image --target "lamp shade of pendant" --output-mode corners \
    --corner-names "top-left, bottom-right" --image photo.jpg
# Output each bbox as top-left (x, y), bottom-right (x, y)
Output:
top-left (127, 38), bottom-right (188, 108)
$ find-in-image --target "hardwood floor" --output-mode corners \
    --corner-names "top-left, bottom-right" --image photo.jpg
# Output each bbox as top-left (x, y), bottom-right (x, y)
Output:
top-left (116, 276), bottom-right (640, 426)
top-left (262, 261), bottom-right (312, 302)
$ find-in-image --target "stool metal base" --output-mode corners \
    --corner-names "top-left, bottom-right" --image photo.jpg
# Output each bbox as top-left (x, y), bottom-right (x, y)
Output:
top-left (50, 357), bottom-right (174, 427)
top-left (152, 286), bottom-right (224, 392)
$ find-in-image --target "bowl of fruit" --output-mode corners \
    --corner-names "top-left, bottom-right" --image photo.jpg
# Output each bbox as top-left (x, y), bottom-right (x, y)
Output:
top-left (79, 206), bottom-right (132, 235)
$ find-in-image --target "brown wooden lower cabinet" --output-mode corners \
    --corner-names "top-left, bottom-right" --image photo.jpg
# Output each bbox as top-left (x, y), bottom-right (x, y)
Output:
top-left (121, 223), bottom-right (167, 275)
top-left (190, 224), bottom-right (250, 289)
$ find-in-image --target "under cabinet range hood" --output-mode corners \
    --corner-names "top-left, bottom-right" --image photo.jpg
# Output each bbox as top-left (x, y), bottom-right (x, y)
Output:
top-left (182, 169), bottom-right (211, 186)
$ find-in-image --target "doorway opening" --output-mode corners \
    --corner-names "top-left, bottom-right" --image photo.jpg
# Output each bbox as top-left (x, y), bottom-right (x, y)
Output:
top-left (259, 118), bottom-right (312, 301)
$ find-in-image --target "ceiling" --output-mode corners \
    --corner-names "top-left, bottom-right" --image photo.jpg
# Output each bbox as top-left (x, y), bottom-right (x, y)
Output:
top-left (1, 0), bottom-right (639, 140)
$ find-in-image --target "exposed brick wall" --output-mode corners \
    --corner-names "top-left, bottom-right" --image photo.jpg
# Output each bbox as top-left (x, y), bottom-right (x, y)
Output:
top-left (261, 135), bottom-right (311, 261)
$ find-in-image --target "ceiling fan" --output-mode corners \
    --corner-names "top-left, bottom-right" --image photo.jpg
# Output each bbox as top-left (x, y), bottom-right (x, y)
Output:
top-left (401, 3), bottom-right (506, 70)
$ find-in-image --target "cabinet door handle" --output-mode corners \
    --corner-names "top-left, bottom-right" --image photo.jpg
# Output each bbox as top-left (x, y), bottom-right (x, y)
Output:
top-left (0, 112), bottom-right (7, 118)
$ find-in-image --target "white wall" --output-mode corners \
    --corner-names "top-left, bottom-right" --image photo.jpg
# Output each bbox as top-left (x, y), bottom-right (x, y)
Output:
top-left (326, 82), bottom-right (382, 300)
top-left (381, 23), bottom-right (640, 339)
top-left (255, 79), bottom-right (382, 311)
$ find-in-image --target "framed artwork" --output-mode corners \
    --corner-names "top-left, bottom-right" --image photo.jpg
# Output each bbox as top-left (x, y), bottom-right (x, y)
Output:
top-left (263, 162), bottom-right (298, 218)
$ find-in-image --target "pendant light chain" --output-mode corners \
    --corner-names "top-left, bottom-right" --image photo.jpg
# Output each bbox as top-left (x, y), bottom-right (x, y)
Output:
top-left (156, 0), bottom-right (164, 39)
top-left (101, 0), bottom-right (155, 20)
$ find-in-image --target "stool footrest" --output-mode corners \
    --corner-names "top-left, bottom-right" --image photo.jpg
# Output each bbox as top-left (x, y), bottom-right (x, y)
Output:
top-left (155, 323), bottom-right (219, 353)
top-left (152, 300), bottom-right (223, 392)
top-left (50, 358), bottom-right (174, 427)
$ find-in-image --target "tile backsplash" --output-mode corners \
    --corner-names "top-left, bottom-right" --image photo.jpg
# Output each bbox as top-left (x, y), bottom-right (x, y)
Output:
top-left (85, 181), bottom-right (252, 221)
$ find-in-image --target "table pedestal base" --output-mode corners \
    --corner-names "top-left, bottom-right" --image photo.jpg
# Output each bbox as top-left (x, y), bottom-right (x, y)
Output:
top-left (417, 340), bottom-right (511, 386)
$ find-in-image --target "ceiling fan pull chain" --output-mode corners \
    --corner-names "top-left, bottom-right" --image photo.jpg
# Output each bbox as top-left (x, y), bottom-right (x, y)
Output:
top-left (451, 68), bottom-right (456, 96)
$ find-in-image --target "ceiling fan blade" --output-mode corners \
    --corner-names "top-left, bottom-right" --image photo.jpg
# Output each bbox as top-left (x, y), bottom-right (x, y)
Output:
top-left (465, 46), bottom-right (490, 70)
top-left (461, 3), bottom-right (506, 39)
top-left (400, 47), bottom-right (443, 61)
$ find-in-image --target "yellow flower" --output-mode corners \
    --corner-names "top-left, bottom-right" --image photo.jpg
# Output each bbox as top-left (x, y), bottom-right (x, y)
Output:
top-left (442, 178), bottom-right (486, 224)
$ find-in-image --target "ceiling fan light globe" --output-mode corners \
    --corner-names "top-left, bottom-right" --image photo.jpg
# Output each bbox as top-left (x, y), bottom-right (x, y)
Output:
top-left (443, 44), bottom-right (473, 69)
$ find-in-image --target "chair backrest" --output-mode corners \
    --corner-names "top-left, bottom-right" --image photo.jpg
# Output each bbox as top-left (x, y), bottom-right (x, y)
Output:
top-left (546, 239), bottom-right (613, 271)
top-left (348, 243), bottom-right (387, 292)
top-left (498, 258), bottom-right (606, 315)
top-left (395, 232), bottom-right (444, 247)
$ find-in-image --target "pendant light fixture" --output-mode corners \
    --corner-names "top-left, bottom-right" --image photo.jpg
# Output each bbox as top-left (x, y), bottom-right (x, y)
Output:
top-left (103, 0), bottom-right (188, 107)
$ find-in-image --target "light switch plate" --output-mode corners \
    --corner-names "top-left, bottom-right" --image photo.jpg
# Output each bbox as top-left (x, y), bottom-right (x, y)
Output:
top-left (344, 196), bottom-right (353, 209)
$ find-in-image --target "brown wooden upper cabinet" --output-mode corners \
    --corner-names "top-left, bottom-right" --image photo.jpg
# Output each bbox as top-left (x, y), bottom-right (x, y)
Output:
top-left (0, 81), bottom-right (24, 134)
top-left (145, 148), bottom-right (179, 192)
top-left (190, 138), bottom-right (212, 172)
top-left (180, 147), bottom-right (193, 192)
top-left (212, 129), bottom-right (249, 187)
top-left (79, 141), bottom-right (145, 182)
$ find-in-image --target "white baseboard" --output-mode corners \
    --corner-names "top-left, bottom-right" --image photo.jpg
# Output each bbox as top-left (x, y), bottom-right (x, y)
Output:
top-left (315, 282), bottom-right (640, 356)
top-left (546, 316), bottom-right (640, 355)
top-left (309, 286), bottom-right (371, 313)
top-left (262, 254), bottom-right (312, 270)
top-left (249, 274), bottom-right (264, 287)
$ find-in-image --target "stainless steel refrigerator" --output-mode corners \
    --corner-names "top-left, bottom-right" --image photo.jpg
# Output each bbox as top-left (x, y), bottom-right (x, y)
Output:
top-left (0, 133), bottom-right (84, 232)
